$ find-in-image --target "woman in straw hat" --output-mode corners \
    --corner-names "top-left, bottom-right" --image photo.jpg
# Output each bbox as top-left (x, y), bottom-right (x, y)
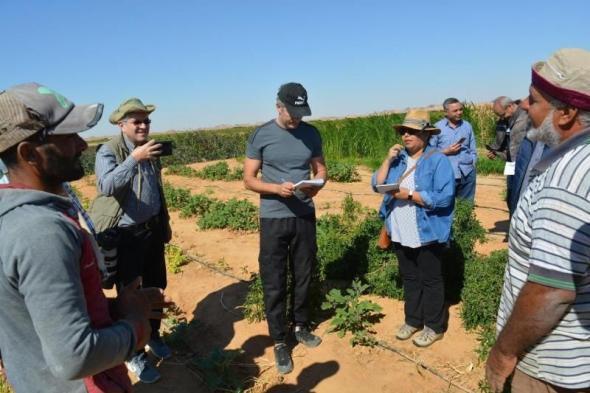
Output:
top-left (372, 109), bottom-right (455, 347)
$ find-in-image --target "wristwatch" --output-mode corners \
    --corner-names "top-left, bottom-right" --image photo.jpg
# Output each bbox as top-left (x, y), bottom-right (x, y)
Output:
top-left (408, 189), bottom-right (414, 201)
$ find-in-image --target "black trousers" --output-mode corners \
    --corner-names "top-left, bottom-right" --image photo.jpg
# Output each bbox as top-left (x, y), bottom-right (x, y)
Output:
top-left (117, 215), bottom-right (167, 340)
top-left (393, 242), bottom-right (446, 334)
top-left (259, 214), bottom-right (317, 342)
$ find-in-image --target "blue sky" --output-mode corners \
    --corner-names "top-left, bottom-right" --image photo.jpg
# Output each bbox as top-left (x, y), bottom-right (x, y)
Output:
top-left (1, 0), bottom-right (589, 137)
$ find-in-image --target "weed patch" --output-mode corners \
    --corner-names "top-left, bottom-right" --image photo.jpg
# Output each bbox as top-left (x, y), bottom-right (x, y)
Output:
top-left (165, 244), bottom-right (190, 274)
top-left (198, 198), bottom-right (258, 232)
top-left (327, 160), bottom-right (360, 182)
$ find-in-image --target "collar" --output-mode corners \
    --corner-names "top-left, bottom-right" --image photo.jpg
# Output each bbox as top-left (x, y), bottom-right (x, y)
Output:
top-left (531, 127), bottom-right (590, 175)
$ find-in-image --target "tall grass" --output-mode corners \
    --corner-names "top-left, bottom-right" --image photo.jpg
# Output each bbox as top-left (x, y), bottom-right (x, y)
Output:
top-left (81, 104), bottom-right (499, 173)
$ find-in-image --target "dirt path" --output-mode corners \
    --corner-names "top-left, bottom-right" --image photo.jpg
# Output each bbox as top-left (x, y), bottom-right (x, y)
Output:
top-left (72, 161), bottom-right (509, 393)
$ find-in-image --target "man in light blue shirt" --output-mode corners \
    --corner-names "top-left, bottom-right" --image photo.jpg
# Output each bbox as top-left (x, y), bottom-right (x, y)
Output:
top-left (429, 97), bottom-right (478, 201)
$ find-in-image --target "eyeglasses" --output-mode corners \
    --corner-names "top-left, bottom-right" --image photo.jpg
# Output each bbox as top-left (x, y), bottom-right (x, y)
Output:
top-left (126, 118), bottom-right (152, 126)
top-left (396, 128), bottom-right (421, 136)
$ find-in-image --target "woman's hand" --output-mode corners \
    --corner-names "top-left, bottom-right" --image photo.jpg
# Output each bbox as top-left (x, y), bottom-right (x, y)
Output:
top-left (387, 144), bottom-right (403, 161)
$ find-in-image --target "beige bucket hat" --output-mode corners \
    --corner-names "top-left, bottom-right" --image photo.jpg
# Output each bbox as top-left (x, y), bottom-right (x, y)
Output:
top-left (393, 109), bottom-right (440, 134)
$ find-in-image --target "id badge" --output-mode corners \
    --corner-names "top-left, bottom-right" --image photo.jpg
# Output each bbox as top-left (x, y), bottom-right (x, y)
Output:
top-left (504, 162), bottom-right (516, 176)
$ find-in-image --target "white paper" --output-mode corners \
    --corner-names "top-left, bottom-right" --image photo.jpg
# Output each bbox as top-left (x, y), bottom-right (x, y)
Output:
top-left (376, 183), bottom-right (400, 194)
top-left (293, 179), bottom-right (325, 189)
top-left (504, 162), bottom-right (516, 176)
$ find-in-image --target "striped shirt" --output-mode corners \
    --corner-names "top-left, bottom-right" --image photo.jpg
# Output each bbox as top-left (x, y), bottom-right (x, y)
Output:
top-left (497, 128), bottom-right (590, 389)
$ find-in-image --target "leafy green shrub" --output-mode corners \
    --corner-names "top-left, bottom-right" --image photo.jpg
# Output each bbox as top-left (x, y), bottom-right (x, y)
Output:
top-left (165, 244), bottom-right (190, 274)
top-left (477, 155), bottom-right (505, 175)
top-left (461, 249), bottom-right (508, 330)
top-left (452, 198), bottom-right (487, 260)
top-left (363, 245), bottom-right (403, 300)
top-left (0, 376), bottom-right (13, 393)
top-left (166, 164), bottom-right (199, 177)
top-left (180, 193), bottom-right (214, 218)
top-left (162, 183), bottom-right (191, 210)
top-left (198, 198), bottom-right (258, 231)
top-left (321, 280), bottom-right (383, 347)
top-left (242, 275), bottom-right (265, 323)
top-left (198, 161), bottom-right (232, 180)
top-left (475, 323), bottom-right (497, 363)
top-left (327, 161), bottom-right (360, 182)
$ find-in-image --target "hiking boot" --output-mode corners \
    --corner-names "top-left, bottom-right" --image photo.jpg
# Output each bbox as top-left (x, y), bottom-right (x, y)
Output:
top-left (273, 343), bottom-right (293, 375)
top-left (294, 327), bottom-right (322, 348)
top-left (147, 336), bottom-right (172, 360)
top-left (395, 324), bottom-right (420, 340)
top-left (412, 327), bottom-right (444, 348)
top-left (126, 353), bottom-right (161, 384)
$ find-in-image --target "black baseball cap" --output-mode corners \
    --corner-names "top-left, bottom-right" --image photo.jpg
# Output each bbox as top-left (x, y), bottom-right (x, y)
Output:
top-left (277, 82), bottom-right (311, 118)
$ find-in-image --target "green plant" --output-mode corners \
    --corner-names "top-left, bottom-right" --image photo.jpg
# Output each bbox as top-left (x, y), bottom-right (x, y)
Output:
top-left (165, 244), bottom-right (190, 274)
top-left (162, 183), bottom-right (192, 210)
top-left (192, 348), bottom-right (245, 393)
top-left (166, 164), bottom-right (199, 177)
top-left (321, 280), bottom-right (383, 347)
top-left (198, 198), bottom-right (258, 231)
top-left (477, 155), bottom-right (506, 175)
top-left (327, 160), bottom-right (360, 182)
top-left (180, 193), bottom-right (214, 218)
top-left (0, 376), bottom-right (13, 393)
top-left (452, 198), bottom-right (487, 260)
top-left (475, 323), bottom-right (497, 362)
top-left (242, 275), bottom-right (265, 323)
top-left (461, 250), bottom-right (508, 330)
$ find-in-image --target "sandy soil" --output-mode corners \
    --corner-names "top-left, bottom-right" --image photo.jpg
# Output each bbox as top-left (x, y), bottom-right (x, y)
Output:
top-left (72, 160), bottom-right (509, 393)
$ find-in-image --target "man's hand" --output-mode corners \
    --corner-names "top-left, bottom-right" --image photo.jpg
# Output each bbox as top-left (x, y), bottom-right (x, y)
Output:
top-left (444, 143), bottom-right (461, 155)
top-left (115, 277), bottom-right (174, 350)
top-left (276, 182), bottom-right (295, 198)
top-left (485, 346), bottom-right (518, 392)
top-left (487, 151), bottom-right (497, 160)
top-left (130, 139), bottom-right (162, 162)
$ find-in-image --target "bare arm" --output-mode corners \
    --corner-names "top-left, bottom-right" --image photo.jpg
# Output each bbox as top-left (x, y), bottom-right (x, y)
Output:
top-left (485, 282), bottom-right (575, 392)
top-left (376, 145), bottom-right (403, 184)
top-left (243, 158), bottom-right (294, 198)
top-left (300, 156), bottom-right (328, 198)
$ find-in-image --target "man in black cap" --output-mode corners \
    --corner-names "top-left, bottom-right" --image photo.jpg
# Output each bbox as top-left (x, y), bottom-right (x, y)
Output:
top-left (244, 82), bottom-right (327, 374)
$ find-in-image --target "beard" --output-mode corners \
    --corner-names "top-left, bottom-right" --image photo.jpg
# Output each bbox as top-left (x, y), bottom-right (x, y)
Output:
top-left (526, 110), bottom-right (561, 148)
top-left (40, 146), bottom-right (85, 185)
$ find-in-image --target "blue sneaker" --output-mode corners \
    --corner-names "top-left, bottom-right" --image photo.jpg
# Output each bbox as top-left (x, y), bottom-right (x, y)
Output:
top-left (126, 353), bottom-right (161, 384)
top-left (147, 336), bottom-right (172, 359)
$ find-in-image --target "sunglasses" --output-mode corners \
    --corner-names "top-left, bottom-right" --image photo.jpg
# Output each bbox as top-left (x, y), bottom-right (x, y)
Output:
top-left (396, 128), bottom-right (422, 136)
top-left (126, 118), bottom-right (152, 126)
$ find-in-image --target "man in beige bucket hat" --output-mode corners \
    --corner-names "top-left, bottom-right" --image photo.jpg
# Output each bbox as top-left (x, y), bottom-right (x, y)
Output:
top-left (90, 97), bottom-right (172, 384)
top-left (487, 48), bottom-right (590, 392)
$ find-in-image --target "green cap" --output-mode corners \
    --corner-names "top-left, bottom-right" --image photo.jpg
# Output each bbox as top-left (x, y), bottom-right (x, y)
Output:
top-left (109, 97), bottom-right (155, 124)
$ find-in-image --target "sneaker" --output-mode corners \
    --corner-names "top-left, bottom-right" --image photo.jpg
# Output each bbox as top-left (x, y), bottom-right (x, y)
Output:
top-left (126, 353), bottom-right (161, 384)
top-left (294, 327), bottom-right (322, 348)
top-left (273, 343), bottom-right (293, 375)
top-left (412, 327), bottom-right (444, 348)
top-left (147, 336), bottom-right (172, 359)
top-left (395, 324), bottom-right (420, 340)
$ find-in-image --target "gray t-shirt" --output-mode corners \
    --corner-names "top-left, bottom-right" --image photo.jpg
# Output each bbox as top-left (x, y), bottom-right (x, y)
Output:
top-left (246, 120), bottom-right (323, 218)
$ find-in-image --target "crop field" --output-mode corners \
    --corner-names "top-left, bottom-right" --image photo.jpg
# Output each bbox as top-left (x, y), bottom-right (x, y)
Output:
top-left (1, 105), bottom-right (507, 393)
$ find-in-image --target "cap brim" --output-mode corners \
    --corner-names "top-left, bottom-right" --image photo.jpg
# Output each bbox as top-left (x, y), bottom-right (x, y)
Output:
top-left (285, 104), bottom-right (311, 118)
top-left (50, 103), bottom-right (104, 135)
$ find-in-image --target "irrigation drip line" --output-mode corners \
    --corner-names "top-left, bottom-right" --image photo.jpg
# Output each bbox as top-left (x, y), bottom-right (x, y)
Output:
top-left (177, 247), bottom-right (478, 392)
top-left (376, 341), bottom-right (474, 393)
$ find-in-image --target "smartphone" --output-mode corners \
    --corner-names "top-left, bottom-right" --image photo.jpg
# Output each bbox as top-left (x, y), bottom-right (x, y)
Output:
top-left (457, 137), bottom-right (466, 144)
top-left (157, 140), bottom-right (174, 156)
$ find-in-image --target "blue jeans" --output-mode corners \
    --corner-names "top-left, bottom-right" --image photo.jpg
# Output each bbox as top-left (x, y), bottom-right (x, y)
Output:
top-left (455, 169), bottom-right (476, 201)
